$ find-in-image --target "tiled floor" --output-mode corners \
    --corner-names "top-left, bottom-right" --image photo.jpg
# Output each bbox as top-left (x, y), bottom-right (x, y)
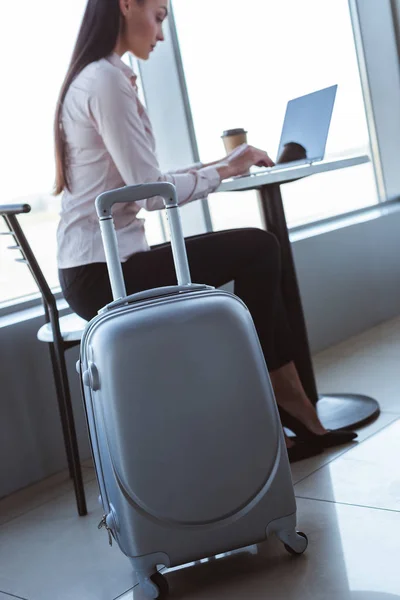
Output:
top-left (1, 317), bottom-right (399, 600)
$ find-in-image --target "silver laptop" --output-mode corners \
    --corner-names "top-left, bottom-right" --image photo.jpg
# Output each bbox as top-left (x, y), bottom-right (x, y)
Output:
top-left (250, 84), bottom-right (338, 175)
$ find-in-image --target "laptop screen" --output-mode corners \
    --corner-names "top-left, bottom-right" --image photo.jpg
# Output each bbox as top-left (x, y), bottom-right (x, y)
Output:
top-left (276, 85), bottom-right (338, 163)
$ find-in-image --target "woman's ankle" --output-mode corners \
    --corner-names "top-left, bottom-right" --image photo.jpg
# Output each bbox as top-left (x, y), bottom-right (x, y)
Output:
top-left (271, 363), bottom-right (327, 435)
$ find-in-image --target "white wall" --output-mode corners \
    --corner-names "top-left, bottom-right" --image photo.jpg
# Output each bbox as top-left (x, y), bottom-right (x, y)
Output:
top-left (2, 207), bottom-right (400, 498)
top-left (2, 0), bottom-right (400, 499)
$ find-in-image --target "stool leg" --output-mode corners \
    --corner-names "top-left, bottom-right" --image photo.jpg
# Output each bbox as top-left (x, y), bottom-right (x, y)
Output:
top-left (48, 342), bottom-right (87, 516)
top-left (48, 343), bottom-right (76, 478)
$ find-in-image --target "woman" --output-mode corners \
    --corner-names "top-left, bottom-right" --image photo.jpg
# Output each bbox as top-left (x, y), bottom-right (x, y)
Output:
top-left (55, 0), bottom-right (357, 461)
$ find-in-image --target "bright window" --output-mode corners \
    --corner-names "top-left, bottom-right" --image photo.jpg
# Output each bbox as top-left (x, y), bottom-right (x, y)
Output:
top-left (173, 0), bottom-right (378, 231)
top-left (0, 4), bottom-right (163, 306)
top-left (0, 1), bottom-right (85, 305)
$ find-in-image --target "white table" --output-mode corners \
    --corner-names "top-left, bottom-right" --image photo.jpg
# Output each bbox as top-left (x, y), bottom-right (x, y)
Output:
top-left (219, 154), bottom-right (370, 192)
top-left (217, 155), bottom-right (380, 431)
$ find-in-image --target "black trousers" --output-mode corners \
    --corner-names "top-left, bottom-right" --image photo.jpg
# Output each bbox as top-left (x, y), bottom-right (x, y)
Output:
top-left (59, 228), bottom-right (293, 371)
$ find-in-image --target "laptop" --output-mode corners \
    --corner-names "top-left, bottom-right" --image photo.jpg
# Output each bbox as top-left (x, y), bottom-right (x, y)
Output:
top-left (248, 84), bottom-right (338, 176)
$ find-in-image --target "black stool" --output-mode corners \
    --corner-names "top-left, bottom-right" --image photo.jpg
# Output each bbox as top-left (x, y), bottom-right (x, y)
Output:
top-left (0, 203), bottom-right (87, 516)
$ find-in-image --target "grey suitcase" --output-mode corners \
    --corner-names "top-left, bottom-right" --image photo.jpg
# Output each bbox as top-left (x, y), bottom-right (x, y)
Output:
top-left (78, 182), bottom-right (307, 599)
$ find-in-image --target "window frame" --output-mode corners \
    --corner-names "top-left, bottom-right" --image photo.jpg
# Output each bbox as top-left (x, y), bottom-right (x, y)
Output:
top-left (3, 0), bottom-right (400, 314)
top-left (141, 0), bottom-right (400, 224)
top-left (348, 0), bottom-right (400, 203)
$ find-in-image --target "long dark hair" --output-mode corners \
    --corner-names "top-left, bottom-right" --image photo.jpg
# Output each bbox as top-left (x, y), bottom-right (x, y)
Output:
top-left (54, 0), bottom-right (142, 194)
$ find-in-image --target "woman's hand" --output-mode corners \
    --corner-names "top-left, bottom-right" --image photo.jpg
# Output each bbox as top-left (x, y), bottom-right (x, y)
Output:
top-left (216, 144), bottom-right (275, 180)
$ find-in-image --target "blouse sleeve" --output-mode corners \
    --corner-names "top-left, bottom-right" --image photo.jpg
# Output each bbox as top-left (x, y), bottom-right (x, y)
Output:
top-left (89, 68), bottom-right (220, 211)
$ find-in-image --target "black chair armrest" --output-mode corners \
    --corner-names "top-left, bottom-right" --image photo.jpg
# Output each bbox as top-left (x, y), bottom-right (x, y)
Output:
top-left (0, 204), bottom-right (31, 216)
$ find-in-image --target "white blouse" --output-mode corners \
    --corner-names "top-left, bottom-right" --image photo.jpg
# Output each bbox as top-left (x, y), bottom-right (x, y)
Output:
top-left (57, 53), bottom-right (220, 268)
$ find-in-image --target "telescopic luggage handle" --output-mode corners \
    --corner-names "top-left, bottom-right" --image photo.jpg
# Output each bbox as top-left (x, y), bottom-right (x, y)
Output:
top-left (96, 183), bottom-right (192, 301)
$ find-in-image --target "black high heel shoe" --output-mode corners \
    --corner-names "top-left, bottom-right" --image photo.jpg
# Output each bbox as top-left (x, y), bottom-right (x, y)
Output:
top-left (286, 438), bottom-right (324, 463)
top-left (279, 407), bottom-right (358, 449)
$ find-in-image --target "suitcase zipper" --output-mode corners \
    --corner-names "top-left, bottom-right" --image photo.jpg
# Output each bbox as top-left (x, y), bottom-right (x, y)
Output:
top-left (98, 514), bottom-right (114, 546)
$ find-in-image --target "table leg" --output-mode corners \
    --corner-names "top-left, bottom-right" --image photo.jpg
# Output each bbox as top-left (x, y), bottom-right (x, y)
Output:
top-left (257, 183), bottom-right (380, 430)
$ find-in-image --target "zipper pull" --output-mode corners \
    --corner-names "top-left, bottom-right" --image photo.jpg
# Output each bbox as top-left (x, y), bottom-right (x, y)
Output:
top-left (98, 514), bottom-right (113, 546)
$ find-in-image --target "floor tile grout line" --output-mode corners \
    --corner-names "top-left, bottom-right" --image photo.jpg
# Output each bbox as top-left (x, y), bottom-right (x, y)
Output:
top-left (0, 464), bottom-right (93, 511)
top-left (293, 414), bottom-right (400, 487)
top-left (1, 416), bottom-right (397, 527)
top-left (1, 417), bottom-right (398, 534)
top-left (293, 447), bottom-right (355, 486)
top-left (296, 494), bottom-right (400, 515)
top-left (0, 478), bottom-right (96, 529)
top-left (113, 567), bottom-right (166, 599)
top-left (113, 585), bottom-right (135, 599)
top-left (0, 591), bottom-right (29, 600)
top-left (0, 464), bottom-right (98, 528)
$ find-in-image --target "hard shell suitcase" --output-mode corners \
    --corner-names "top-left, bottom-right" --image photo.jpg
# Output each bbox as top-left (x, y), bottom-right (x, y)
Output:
top-left (78, 182), bottom-right (307, 599)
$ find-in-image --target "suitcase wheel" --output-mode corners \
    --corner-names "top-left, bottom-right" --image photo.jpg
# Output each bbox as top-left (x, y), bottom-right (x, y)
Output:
top-left (283, 531), bottom-right (308, 556)
top-left (141, 572), bottom-right (169, 599)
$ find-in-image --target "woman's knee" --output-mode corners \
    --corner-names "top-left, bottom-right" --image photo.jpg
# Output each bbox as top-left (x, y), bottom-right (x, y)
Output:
top-left (241, 228), bottom-right (280, 262)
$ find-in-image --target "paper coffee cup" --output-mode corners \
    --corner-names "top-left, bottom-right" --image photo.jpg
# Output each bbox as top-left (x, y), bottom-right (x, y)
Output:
top-left (221, 128), bottom-right (248, 154)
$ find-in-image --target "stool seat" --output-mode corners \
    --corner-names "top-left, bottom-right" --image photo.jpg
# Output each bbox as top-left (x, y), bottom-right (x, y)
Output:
top-left (37, 313), bottom-right (88, 343)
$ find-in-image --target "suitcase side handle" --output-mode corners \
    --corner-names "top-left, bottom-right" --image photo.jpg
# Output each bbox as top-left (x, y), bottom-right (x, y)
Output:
top-left (95, 183), bottom-right (192, 301)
